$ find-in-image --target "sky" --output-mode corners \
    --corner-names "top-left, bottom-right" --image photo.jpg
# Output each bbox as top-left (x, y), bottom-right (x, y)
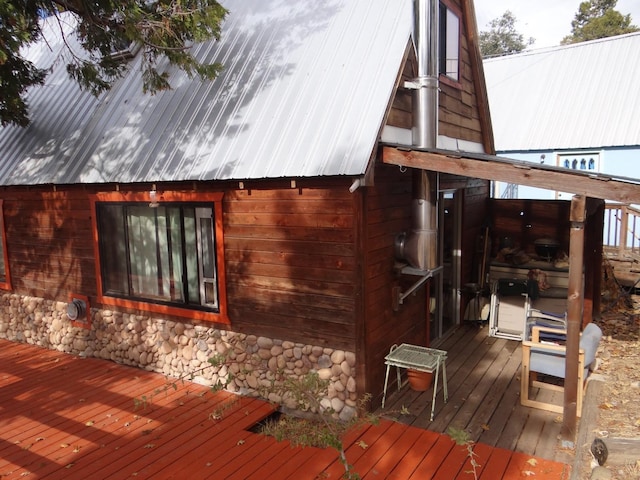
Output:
top-left (474, 0), bottom-right (640, 49)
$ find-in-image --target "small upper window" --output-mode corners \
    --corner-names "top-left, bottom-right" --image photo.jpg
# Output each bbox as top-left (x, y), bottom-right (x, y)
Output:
top-left (558, 152), bottom-right (600, 172)
top-left (0, 200), bottom-right (11, 290)
top-left (439, 2), bottom-right (460, 82)
top-left (90, 191), bottom-right (227, 323)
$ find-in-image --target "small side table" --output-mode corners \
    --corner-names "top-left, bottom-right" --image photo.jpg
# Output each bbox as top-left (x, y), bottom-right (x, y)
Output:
top-left (381, 343), bottom-right (448, 421)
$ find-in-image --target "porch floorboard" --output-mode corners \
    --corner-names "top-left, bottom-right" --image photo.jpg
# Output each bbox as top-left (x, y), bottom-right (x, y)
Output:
top-left (378, 324), bottom-right (575, 467)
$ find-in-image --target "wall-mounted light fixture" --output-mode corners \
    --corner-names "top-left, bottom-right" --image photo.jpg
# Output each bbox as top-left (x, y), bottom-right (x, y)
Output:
top-left (149, 185), bottom-right (160, 208)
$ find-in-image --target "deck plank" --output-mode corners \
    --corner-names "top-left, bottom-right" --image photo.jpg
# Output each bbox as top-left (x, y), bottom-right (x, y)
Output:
top-left (478, 447), bottom-right (513, 479)
top-left (379, 324), bottom-right (575, 466)
top-left (407, 434), bottom-right (456, 479)
top-left (433, 336), bottom-right (515, 434)
top-left (319, 422), bottom-right (393, 479)
top-left (421, 335), bottom-right (508, 430)
top-left (362, 423), bottom-right (421, 478)
top-left (0, 337), bottom-right (572, 480)
top-left (224, 436), bottom-right (291, 480)
top-left (384, 429), bottom-right (441, 479)
top-left (349, 420), bottom-right (408, 477)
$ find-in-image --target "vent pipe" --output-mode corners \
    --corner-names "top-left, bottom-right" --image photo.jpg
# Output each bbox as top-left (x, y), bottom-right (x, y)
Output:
top-left (412, 0), bottom-right (439, 149)
top-left (395, 0), bottom-right (439, 271)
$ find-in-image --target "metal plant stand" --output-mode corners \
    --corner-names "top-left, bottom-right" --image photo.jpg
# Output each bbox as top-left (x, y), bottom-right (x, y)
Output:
top-left (381, 343), bottom-right (448, 421)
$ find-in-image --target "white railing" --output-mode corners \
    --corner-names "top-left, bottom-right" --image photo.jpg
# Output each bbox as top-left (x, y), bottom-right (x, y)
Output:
top-left (604, 204), bottom-right (640, 256)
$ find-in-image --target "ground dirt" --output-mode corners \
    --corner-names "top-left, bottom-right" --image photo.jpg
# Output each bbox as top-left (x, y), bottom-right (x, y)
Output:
top-left (577, 277), bottom-right (640, 480)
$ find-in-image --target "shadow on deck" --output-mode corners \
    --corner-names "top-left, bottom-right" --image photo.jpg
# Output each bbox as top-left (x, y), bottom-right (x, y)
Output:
top-left (0, 335), bottom-right (572, 479)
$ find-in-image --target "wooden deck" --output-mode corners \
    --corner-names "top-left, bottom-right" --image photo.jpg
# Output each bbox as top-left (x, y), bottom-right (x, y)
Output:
top-left (0, 335), bottom-right (571, 479)
top-left (378, 324), bottom-right (576, 466)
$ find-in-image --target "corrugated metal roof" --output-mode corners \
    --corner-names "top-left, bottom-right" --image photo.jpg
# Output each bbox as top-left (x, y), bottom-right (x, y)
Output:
top-left (483, 32), bottom-right (640, 152)
top-left (0, 0), bottom-right (413, 186)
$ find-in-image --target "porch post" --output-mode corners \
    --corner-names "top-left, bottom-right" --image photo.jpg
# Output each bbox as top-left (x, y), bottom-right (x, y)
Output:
top-left (561, 195), bottom-right (586, 443)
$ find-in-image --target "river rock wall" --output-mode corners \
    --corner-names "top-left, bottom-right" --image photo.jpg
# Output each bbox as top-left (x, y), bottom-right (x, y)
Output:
top-left (0, 294), bottom-right (357, 420)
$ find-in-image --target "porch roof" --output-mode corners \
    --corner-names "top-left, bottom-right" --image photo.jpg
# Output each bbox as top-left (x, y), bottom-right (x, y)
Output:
top-left (382, 145), bottom-right (640, 204)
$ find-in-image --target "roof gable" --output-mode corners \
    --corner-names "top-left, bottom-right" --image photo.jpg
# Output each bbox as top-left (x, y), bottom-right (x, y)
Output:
top-left (0, 0), bottom-right (413, 186)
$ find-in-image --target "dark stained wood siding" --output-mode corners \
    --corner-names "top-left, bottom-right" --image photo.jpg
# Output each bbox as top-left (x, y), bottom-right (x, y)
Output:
top-left (224, 180), bottom-right (358, 350)
top-left (386, 45), bottom-right (416, 130)
top-left (488, 199), bottom-right (572, 257)
top-left (385, 0), bottom-right (486, 146)
top-left (361, 162), bottom-right (429, 406)
top-left (2, 188), bottom-right (97, 300)
top-left (438, 0), bottom-right (484, 145)
top-left (0, 179), bottom-right (359, 352)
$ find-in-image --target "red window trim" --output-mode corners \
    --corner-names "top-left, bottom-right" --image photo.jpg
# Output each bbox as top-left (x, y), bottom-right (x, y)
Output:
top-left (0, 200), bottom-right (12, 291)
top-left (89, 190), bottom-right (229, 324)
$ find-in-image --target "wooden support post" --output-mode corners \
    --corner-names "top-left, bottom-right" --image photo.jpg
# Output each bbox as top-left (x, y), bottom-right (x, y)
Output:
top-left (619, 205), bottom-right (628, 256)
top-left (561, 195), bottom-right (586, 444)
top-left (584, 198), bottom-right (605, 323)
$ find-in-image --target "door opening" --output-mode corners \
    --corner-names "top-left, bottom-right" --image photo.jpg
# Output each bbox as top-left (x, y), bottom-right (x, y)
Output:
top-left (430, 189), bottom-right (461, 343)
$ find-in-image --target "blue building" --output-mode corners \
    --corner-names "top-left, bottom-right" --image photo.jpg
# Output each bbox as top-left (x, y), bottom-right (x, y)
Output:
top-left (484, 32), bottom-right (640, 200)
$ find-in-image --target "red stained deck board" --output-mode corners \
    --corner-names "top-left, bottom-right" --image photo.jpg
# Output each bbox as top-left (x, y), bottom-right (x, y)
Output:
top-left (0, 368), bottom-right (173, 455)
top-left (384, 429), bottom-right (441, 479)
top-left (260, 443), bottom-right (326, 478)
top-left (431, 436), bottom-right (473, 480)
top-left (224, 437), bottom-right (292, 480)
top-left (504, 450), bottom-right (572, 479)
top-left (460, 441), bottom-right (494, 479)
top-left (194, 434), bottom-right (282, 479)
top-left (283, 444), bottom-right (345, 480)
top-left (319, 421), bottom-right (394, 478)
top-left (147, 405), bottom-right (281, 480)
top-left (479, 447), bottom-right (513, 480)
top-left (284, 423), bottom-right (379, 480)
top-left (350, 420), bottom-right (409, 477)
top-left (102, 398), bottom-right (276, 479)
top-left (3, 377), bottom-right (222, 478)
top-left (363, 422), bottom-right (422, 479)
top-left (408, 434), bottom-right (456, 479)
top-left (243, 443), bottom-right (308, 479)
top-left (0, 339), bottom-right (572, 480)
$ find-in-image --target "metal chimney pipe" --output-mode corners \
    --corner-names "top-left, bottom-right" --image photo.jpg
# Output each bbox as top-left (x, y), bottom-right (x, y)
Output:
top-left (394, 0), bottom-right (439, 271)
top-left (413, 0), bottom-right (439, 149)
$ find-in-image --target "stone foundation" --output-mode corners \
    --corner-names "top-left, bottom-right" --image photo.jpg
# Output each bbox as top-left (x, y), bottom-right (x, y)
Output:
top-left (0, 294), bottom-right (357, 419)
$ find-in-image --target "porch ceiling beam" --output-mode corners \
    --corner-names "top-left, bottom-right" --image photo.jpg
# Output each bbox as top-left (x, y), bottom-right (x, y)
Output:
top-left (381, 146), bottom-right (640, 204)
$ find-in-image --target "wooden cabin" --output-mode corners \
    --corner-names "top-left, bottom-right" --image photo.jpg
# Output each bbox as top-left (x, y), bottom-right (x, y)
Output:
top-left (5, 0), bottom-right (635, 425)
top-left (0, 0), bottom-right (495, 412)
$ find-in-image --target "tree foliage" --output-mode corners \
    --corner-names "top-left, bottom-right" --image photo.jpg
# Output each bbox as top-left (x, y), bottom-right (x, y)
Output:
top-left (0, 1), bottom-right (228, 126)
top-left (479, 11), bottom-right (535, 58)
top-left (561, 0), bottom-right (639, 45)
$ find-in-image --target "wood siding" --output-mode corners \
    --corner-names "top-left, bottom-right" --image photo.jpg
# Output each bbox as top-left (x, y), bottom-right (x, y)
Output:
top-left (0, 179), bottom-right (359, 352)
top-left (489, 199), bottom-right (572, 257)
top-left (386, 0), bottom-right (486, 146)
top-left (224, 180), bottom-right (358, 350)
top-left (386, 45), bottom-right (416, 130)
top-left (2, 188), bottom-right (97, 300)
top-left (361, 163), bottom-right (428, 406)
top-left (439, 0), bottom-right (484, 145)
